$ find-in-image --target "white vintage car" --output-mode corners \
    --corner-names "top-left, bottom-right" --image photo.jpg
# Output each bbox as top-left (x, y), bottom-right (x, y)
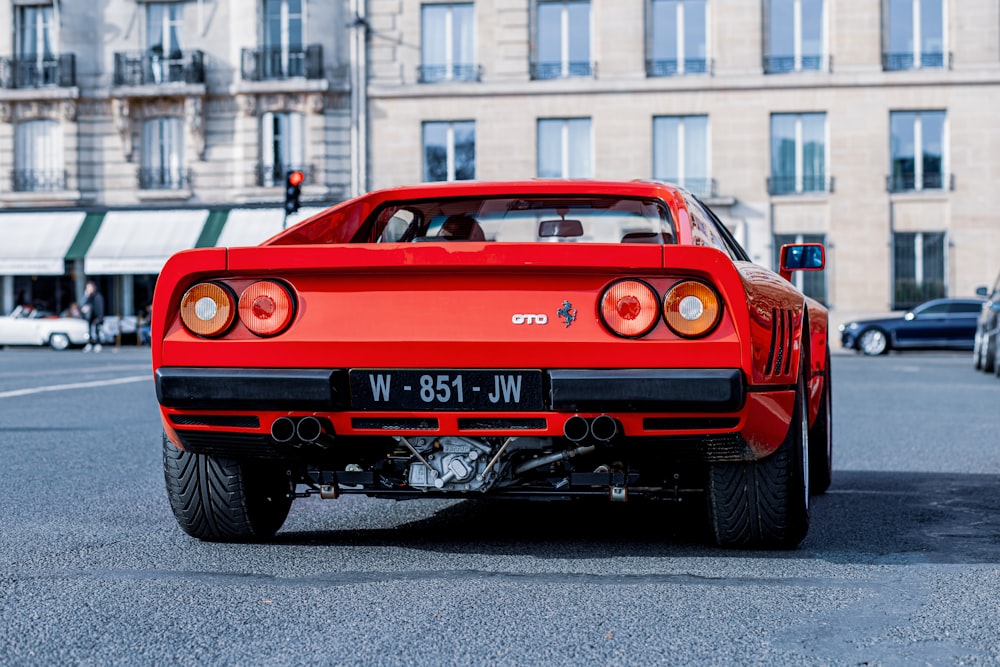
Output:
top-left (0, 306), bottom-right (91, 350)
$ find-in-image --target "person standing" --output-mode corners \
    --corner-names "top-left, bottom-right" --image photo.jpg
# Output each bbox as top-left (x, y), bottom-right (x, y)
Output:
top-left (81, 280), bottom-right (105, 352)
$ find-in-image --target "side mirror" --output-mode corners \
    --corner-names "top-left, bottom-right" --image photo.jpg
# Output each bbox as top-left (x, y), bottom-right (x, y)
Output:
top-left (779, 243), bottom-right (825, 282)
top-left (976, 286), bottom-right (988, 297)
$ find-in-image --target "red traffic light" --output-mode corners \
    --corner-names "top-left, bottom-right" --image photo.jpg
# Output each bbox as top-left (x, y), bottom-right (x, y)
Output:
top-left (287, 170), bottom-right (305, 187)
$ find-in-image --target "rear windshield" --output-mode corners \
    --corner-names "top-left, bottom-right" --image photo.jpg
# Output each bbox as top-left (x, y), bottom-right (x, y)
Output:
top-left (358, 196), bottom-right (676, 244)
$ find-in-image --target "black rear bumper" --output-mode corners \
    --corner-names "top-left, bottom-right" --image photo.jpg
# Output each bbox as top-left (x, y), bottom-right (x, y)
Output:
top-left (156, 367), bottom-right (745, 412)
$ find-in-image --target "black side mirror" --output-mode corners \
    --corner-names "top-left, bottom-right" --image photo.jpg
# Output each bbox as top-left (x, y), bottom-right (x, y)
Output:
top-left (778, 243), bottom-right (825, 282)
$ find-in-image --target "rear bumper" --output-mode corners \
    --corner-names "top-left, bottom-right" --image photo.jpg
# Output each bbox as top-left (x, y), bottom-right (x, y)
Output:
top-left (156, 367), bottom-right (744, 412)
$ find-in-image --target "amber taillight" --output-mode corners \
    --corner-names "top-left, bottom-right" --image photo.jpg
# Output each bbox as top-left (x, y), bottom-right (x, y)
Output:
top-left (662, 280), bottom-right (722, 338)
top-left (238, 280), bottom-right (295, 336)
top-left (599, 279), bottom-right (660, 338)
top-left (179, 283), bottom-right (236, 337)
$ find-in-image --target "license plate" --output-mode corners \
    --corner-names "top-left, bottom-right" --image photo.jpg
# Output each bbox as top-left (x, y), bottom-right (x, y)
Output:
top-left (349, 369), bottom-right (544, 411)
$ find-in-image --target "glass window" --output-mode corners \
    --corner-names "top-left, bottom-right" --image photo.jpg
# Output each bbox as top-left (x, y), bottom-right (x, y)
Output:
top-left (884, 0), bottom-right (945, 70)
top-left (261, 111), bottom-right (304, 187)
top-left (263, 0), bottom-right (304, 77)
top-left (893, 231), bottom-right (946, 309)
top-left (770, 113), bottom-right (827, 194)
top-left (653, 115), bottom-right (710, 196)
top-left (15, 5), bottom-right (58, 87)
top-left (423, 121), bottom-right (476, 182)
top-left (147, 3), bottom-right (183, 57)
top-left (14, 119), bottom-right (64, 192)
top-left (421, 4), bottom-right (476, 82)
top-left (774, 233), bottom-right (827, 303)
top-left (534, 1), bottom-right (591, 79)
top-left (765, 0), bottom-right (825, 73)
top-left (537, 118), bottom-right (591, 178)
top-left (141, 117), bottom-right (185, 190)
top-left (649, 0), bottom-right (708, 76)
top-left (890, 110), bottom-right (945, 192)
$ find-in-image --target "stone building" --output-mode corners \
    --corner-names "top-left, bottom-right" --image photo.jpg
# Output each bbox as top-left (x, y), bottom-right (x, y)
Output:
top-left (2, 0), bottom-right (999, 325)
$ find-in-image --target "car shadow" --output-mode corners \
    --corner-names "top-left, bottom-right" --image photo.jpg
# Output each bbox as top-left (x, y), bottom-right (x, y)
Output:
top-left (275, 470), bottom-right (1000, 565)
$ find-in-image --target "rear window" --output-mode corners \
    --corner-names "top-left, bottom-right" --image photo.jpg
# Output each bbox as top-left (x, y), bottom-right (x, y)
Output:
top-left (357, 196), bottom-right (676, 244)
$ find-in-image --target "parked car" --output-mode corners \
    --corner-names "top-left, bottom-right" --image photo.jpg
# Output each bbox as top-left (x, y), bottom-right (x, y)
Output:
top-left (152, 179), bottom-right (831, 549)
top-left (0, 305), bottom-right (90, 350)
top-left (839, 297), bottom-right (986, 356)
top-left (973, 272), bottom-right (1000, 375)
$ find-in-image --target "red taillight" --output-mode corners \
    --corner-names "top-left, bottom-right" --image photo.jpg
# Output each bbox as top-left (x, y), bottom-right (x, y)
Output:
top-left (599, 279), bottom-right (660, 338)
top-left (238, 280), bottom-right (294, 336)
top-left (663, 280), bottom-right (722, 338)
top-left (179, 282), bottom-right (236, 337)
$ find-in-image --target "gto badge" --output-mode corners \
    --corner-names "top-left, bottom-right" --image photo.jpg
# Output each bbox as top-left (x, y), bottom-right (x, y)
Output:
top-left (557, 300), bottom-right (577, 328)
top-left (512, 313), bottom-right (548, 325)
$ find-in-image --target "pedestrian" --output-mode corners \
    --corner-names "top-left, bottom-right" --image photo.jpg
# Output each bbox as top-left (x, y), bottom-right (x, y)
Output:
top-left (81, 280), bottom-right (105, 352)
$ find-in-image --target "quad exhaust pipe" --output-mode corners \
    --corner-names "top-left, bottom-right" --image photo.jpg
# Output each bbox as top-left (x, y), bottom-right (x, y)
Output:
top-left (562, 415), bottom-right (620, 443)
top-left (270, 416), bottom-right (333, 447)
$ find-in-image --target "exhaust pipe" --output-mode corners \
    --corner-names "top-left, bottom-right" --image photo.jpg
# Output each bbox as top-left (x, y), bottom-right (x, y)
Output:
top-left (590, 415), bottom-right (619, 442)
top-left (296, 416), bottom-right (324, 443)
top-left (563, 415), bottom-right (590, 442)
top-left (270, 417), bottom-right (296, 443)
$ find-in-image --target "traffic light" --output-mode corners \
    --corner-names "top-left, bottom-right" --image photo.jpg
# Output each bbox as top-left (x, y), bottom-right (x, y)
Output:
top-left (284, 170), bottom-right (304, 214)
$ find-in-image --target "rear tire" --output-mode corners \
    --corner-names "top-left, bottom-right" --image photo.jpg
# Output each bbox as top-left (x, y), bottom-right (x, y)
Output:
top-left (48, 333), bottom-right (71, 351)
top-left (707, 367), bottom-right (810, 549)
top-left (808, 350), bottom-right (833, 495)
top-left (162, 434), bottom-right (293, 541)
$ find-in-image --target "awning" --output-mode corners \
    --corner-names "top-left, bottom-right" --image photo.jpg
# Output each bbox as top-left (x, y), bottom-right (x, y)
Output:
top-left (215, 207), bottom-right (329, 247)
top-left (85, 209), bottom-right (209, 275)
top-left (0, 211), bottom-right (87, 275)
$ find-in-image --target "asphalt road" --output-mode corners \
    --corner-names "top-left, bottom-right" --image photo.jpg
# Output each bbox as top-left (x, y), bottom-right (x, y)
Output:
top-left (1, 346), bottom-right (999, 666)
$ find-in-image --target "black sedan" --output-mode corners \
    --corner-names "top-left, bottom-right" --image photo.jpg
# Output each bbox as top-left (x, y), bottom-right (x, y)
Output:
top-left (840, 297), bottom-right (986, 356)
top-left (973, 273), bottom-right (1000, 374)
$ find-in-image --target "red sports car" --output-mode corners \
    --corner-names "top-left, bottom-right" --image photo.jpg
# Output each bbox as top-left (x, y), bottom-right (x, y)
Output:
top-left (153, 180), bottom-right (831, 548)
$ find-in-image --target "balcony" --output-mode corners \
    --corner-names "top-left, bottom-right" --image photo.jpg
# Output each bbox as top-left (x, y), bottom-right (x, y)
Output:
top-left (257, 163), bottom-right (314, 188)
top-left (0, 54), bottom-right (76, 89)
top-left (530, 61), bottom-right (596, 80)
top-left (763, 54), bottom-right (829, 74)
top-left (241, 45), bottom-right (323, 81)
top-left (12, 168), bottom-right (67, 192)
top-left (887, 172), bottom-right (953, 193)
top-left (138, 167), bottom-right (191, 191)
top-left (113, 50), bottom-right (205, 87)
top-left (646, 58), bottom-right (711, 77)
top-left (417, 64), bottom-right (483, 84)
top-left (767, 175), bottom-right (834, 196)
top-left (882, 51), bottom-right (949, 71)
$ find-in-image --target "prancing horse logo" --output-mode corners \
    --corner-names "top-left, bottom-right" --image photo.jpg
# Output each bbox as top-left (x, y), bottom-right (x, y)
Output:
top-left (557, 300), bottom-right (577, 328)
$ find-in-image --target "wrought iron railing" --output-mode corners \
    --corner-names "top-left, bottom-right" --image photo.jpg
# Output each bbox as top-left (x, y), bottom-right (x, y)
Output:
top-left (241, 45), bottom-right (323, 81)
top-left (0, 54), bottom-right (75, 88)
top-left (767, 174), bottom-right (834, 195)
top-left (763, 54), bottom-right (828, 74)
top-left (886, 172), bottom-right (952, 193)
top-left (645, 58), bottom-right (711, 77)
top-left (882, 51), bottom-right (948, 71)
top-left (417, 63), bottom-right (483, 83)
top-left (138, 167), bottom-right (191, 190)
top-left (529, 60), bottom-right (596, 80)
top-left (12, 169), bottom-right (67, 192)
top-left (655, 177), bottom-right (717, 198)
top-left (113, 50), bottom-right (205, 86)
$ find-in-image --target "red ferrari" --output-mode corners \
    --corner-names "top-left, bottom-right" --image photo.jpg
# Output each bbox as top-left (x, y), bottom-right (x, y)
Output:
top-left (153, 180), bottom-right (831, 548)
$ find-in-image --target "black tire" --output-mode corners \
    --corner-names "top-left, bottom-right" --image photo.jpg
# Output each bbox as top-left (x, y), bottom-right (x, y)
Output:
top-left (973, 332), bottom-right (985, 370)
top-left (707, 366), bottom-right (810, 549)
top-left (162, 434), bottom-right (293, 541)
top-left (808, 350), bottom-right (833, 495)
top-left (984, 335), bottom-right (997, 374)
top-left (993, 340), bottom-right (1000, 378)
top-left (858, 327), bottom-right (889, 356)
top-left (48, 333), bottom-right (71, 351)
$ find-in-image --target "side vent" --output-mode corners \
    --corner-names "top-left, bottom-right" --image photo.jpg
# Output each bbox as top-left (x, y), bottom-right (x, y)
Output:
top-left (764, 308), bottom-right (796, 379)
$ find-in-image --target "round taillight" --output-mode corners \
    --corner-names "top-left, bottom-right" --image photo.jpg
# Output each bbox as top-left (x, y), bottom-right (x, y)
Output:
top-left (663, 280), bottom-right (722, 338)
top-left (180, 282), bottom-right (236, 337)
top-left (599, 279), bottom-right (660, 338)
top-left (238, 280), bottom-right (294, 336)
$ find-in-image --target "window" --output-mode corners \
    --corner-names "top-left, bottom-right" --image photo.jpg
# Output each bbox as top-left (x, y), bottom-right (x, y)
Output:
top-left (774, 233), bottom-right (827, 303)
top-left (420, 4), bottom-right (476, 82)
top-left (764, 0), bottom-right (825, 73)
top-left (648, 0), bottom-right (708, 76)
top-left (770, 113), bottom-right (828, 195)
top-left (537, 118), bottom-right (591, 178)
top-left (263, 0), bottom-right (305, 78)
top-left (141, 117), bottom-right (186, 190)
top-left (532, 1), bottom-right (591, 79)
top-left (261, 112), bottom-right (305, 187)
top-left (15, 4), bottom-right (58, 87)
top-left (147, 3), bottom-right (183, 83)
top-left (423, 121), bottom-right (476, 182)
top-left (883, 0), bottom-right (945, 70)
top-left (889, 110), bottom-right (946, 192)
top-left (14, 119), bottom-right (64, 192)
top-left (653, 115), bottom-right (711, 196)
top-left (893, 231), bottom-right (946, 309)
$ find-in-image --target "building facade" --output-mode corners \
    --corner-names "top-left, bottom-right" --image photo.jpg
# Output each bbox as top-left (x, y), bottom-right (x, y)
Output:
top-left (2, 0), bottom-right (999, 323)
top-left (364, 0), bottom-right (1000, 315)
